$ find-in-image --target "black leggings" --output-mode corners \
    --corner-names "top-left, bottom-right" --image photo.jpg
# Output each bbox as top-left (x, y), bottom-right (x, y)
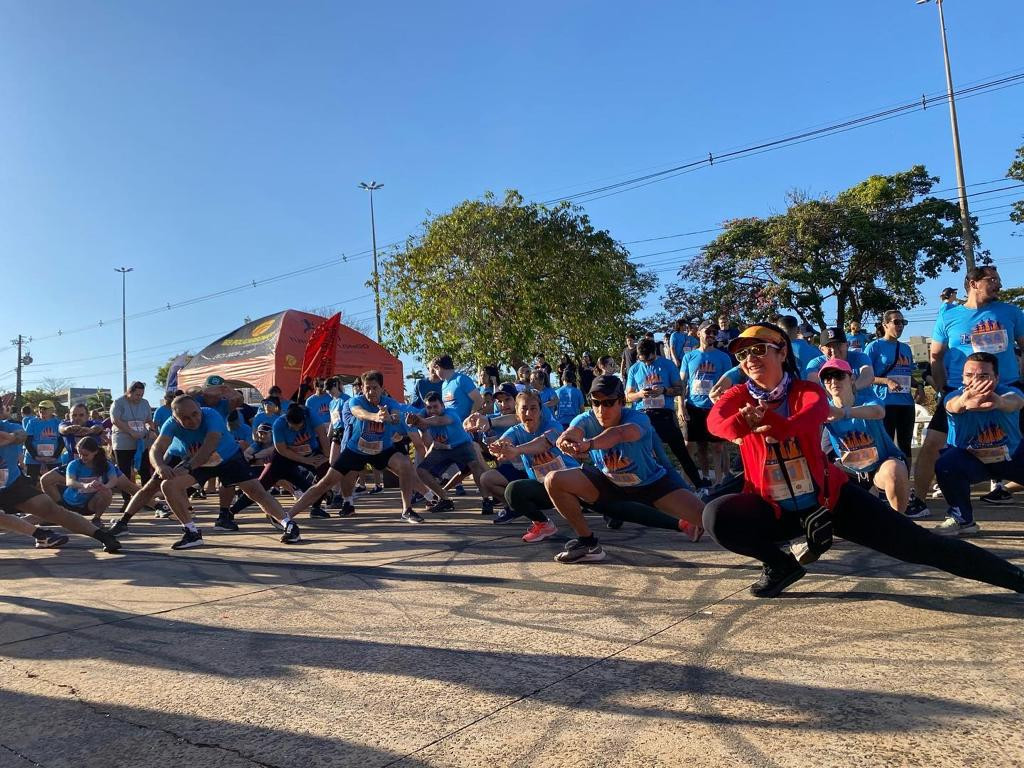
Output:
top-left (883, 403), bottom-right (915, 458)
top-left (646, 408), bottom-right (703, 487)
top-left (703, 482), bottom-right (1023, 592)
top-left (115, 448), bottom-right (152, 499)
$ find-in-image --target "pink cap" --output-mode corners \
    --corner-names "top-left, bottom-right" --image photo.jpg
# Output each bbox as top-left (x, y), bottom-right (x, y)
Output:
top-left (818, 358), bottom-right (853, 376)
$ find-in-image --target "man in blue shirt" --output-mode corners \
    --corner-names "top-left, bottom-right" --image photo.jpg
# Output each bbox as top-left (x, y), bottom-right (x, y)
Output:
top-left (804, 327), bottom-right (873, 389)
top-left (152, 396), bottom-right (293, 549)
top-left (554, 368), bottom-right (585, 429)
top-left (434, 354), bottom-right (486, 498)
top-left (680, 323), bottom-right (733, 485)
top-left (544, 376), bottom-right (705, 563)
top-left (304, 379), bottom-right (333, 428)
top-left (847, 320), bottom-right (870, 352)
top-left (23, 400), bottom-right (63, 480)
top-left (934, 352), bottom-right (1024, 536)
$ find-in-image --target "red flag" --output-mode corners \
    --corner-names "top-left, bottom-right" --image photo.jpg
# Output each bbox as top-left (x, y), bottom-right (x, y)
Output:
top-left (300, 313), bottom-right (341, 385)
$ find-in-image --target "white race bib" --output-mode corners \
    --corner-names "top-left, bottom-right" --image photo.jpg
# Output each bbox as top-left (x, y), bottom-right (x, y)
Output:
top-left (691, 378), bottom-right (713, 397)
top-left (642, 395), bottom-right (666, 410)
top-left (841, 446), bottom-right (879, 471)
top-left (971, 328), bottom-right (1008, 354)
top-left (531, 454), bottom-right (565, 480)
top-left (128, 419), bottom-right (147, 434)
top-left (890, 375), bottom-right (911, 392)
top-left (968, 445), bottom-right (1010, 464)
top-left (293, 443), bottom-right (312, 456)
top-left (202, 451), bottom-right (222, 468)
top-left (766, 456), bottom-right (814, 500)
top-left (37, 444), bottom-right (55, 458)
top-left (0, 468), bottom-right (7, 486)
top-left (357, 437), bottom-right (383, 455)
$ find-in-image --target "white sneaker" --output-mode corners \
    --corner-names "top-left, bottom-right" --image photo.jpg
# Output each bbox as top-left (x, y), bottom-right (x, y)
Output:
top-left (933, 515), bottom-right (980, 537)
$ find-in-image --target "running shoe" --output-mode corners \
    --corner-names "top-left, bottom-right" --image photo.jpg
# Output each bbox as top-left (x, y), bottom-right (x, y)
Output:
top-left (309, 506), bottom-right (331, 519)
top-left (481, 497), bottom-right (494, 515)
top-left (492, 508), bottom-right (521, 525)
top-left (354, 483), bottom-right (367, 495)
top-left (933, 515), bottom-right (980, 537)
top-left (280, 520), bottom-right (302, 544)
top-left (171, 528), bottom-right (203, 550)
top-left (93, 528), bottom-right (122, 553)
top-left (603, 514), bottom-right (623, 530)
top-left (368, 484), bottom-right (384, 495)
top-left (153, 501), bottom-right (172, 519)
top-left (679, 519), bottom-right (704, 543)
top-left (453, 484), bottom-right (467, 497)
top-left (554, 538), bottom-right (606, 563)
top-left (338, 501), bottom-right (356, 517)
top-left (402, 508), bottom-right (425, 524)
top-left (522, 521), bottom-right (557, 542)
top-left (327, 496), bottom-right (345, 510)
top-left (427, 498), bottom-right (455, 513)
top-left (980, 487), bottom-right (1013, 505)
top-left (270, 487), bottom-right (282, 496)
top-left (411, 491), bottom-right (426, 505)
top-left (927, 484), bottom-right (944, 500)
top-left (750, 557), bottom-right (806, 598)
top-left (108, 518), bottom-right (130, 537)
top-left (214, 513), bottom-right (240, 531)
top-left (266, 514), bottom-right (285, 532)
top-left (904, 495), bottom-right (931, 520)
top-left (34, 530), bottom-right (69, 549)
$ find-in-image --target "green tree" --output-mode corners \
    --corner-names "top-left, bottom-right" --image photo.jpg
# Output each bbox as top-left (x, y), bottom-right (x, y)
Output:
top-left (664, 166), bottom-right (982, 329)
top-left (85, 390), bottom-right (112, 411)
top-left (155, 355), bottom-right (192, 389)
top-left (379, 190), bottom-right (655, 368)
top-left (1009, 140), bottom-right (1024, 225)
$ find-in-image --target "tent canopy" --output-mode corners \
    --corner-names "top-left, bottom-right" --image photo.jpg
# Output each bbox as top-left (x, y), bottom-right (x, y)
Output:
top-left (177, 310), bottom-right (404, 401)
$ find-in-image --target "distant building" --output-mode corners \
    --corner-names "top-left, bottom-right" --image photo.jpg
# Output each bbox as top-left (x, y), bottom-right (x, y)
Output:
top-left (57, 388), bottom-right (112, 409)
top-left (907, 336), bottom-right (930, 363)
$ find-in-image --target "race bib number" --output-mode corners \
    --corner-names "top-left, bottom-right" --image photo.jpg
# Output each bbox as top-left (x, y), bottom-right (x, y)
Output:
top-left (0, 468), bottom-right (7, 486)
top-left (293, 443), bottom-right (312, 456)
top-left (37, 444), bottom-right (55, 458)
top-left (358, 437), bottom-right (383, 455)
top-left (968, 445), bottom-right (1010, 464)
top-left (890, 375), bottom-right (911, 392)
top-left (841, 446), bottom-right (879, 471)
top-left (766, 456), bottom-right (814, 500)
top-left (971, 328), bottom-right (1008, 354)
top-left (642, 394), bottom-right (666, 410)
top-left (691, 378), bottom-right (713, 397)
top-left (604, 469), bottom-right (641, 487)
top-left (532, 454), bottom-right (565, 480)
top-left (202, 452), bottom-right (222, 468)
top-left (128, 419), bottom-right (147, 434)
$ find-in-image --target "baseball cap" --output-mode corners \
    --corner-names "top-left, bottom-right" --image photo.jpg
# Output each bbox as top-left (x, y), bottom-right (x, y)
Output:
top-left (940, 287), bottom-right (957, 299)
top-left (818, 358), bottom-right (853, 377)
top-left (37, 400), bottom-right (56, 410)
top-left (821, 327), bottom-right (847, 345)
top-left (589, 374), bottom-right (625, 399)
top-left (727, 324), bottom-right (788, 355)
top-left (495, 383), bottom-right (518, 398)
top-left (205, 375), bottom-right (225, 386)
top-left (698, 320), bottom-right (716, 334)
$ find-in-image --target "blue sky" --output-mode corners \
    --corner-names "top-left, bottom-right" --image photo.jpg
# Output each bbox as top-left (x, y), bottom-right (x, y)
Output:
top-left (1, 0), bottom-right (1022, 397)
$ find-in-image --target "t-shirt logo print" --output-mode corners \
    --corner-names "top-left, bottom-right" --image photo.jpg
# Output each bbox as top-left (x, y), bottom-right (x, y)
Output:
top-left (601, 449), bottom-right (641, 486)
top-left (964, 319), bottom-right (1008, 354)
top-left (967, 422), bottom-right (1010, 464)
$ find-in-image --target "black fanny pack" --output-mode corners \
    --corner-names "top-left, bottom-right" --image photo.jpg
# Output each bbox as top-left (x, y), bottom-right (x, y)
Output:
top-left (771, 442), bottom-right (834, 556)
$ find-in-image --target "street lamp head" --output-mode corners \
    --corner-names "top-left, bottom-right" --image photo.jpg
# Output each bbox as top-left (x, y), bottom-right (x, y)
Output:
top-left (916, 1), bottom-right (931, 5)
top-left (359, 181), bottom-right (383, 191)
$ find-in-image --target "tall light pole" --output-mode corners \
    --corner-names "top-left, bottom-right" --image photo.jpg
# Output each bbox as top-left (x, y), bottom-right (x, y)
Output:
top-left (115, 267), bottom-right (133, 392)
top-left (358, 181), bottom-right (384, 342)
top-left (917, 0), bottom-right (975, 272)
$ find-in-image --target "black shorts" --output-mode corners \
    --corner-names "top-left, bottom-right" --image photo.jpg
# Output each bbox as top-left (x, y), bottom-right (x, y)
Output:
top-left (0, 474), bottom-right (44, 512)
top-left (190, 453), bottom-right (257, 487)
top-left (926, 388), bottom-right (953, 434)
top-left (418, 441), bottom-right (478, 478)
top-left (60, 499), bottom-right (92, 515)
top-left (581, 464), bottom-right (685, 507)
top-left (685, 402), bottom-right (721, 443)
top-left (497, 463), bottom-right (529, 483)
top-left (332, 446), bottom-right (401, 473)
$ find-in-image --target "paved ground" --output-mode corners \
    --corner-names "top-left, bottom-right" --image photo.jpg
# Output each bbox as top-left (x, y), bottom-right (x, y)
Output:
top-left (1, 488), bottom-right (1022, 768)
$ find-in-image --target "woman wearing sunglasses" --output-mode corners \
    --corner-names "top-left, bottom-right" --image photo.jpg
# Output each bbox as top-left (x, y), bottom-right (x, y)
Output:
top-left (703, 323), bottom-right (1024, 598)
top-left (865, 310), bottom-right (917, 459)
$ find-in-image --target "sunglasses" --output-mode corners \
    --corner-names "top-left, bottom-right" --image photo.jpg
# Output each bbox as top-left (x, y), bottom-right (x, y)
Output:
top-left (888, 319), bottom-right (907, 326)
top-left (591, 397), bottom-right (621, 408)
top-left (735, 343), bottom-right (781, 362)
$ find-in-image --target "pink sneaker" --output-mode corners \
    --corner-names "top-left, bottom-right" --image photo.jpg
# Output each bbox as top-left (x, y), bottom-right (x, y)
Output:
top-left (522, 521), bottom-right (557, 542)
top-left (679, 519), bottom-right (704, 543)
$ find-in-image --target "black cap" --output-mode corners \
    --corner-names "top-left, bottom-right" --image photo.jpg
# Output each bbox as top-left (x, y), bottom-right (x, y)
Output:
top-left (589, 374), bottom-right (624, 399)
top-left (495, 383), bottom-right (518, 398)
top-left (940, 286), bottom-right (957, 299)
top-left (822, 327), bottom-right (847, 345)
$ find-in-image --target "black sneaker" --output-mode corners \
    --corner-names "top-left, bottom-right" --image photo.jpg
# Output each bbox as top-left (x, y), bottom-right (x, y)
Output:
top-left (214, 513), bottom-right (239, 532)
top-left (93, 527), bottom-right (122, 553)
top-left (481, 497), bottom-right (494, 515)
top-left (554, 538), bottom-right (606, 564)
top-left (354, 483), bottom-right (367, 495)
top-left (171, 528), bottom-right (203, 550)
top-left (411, 491), bottom-right (425, 505)
top-left (603, 514), bottom-right (624, 530)
top-left (368, 484), bottom-right (384, 495)
top-left (980, 486), bottom-right (1013, 505)
top-left (492, 508), bottom-right (522, 525)
top-left (750, 556), bottom-right (806, 598)
top-left (338, 501), bottom-right (356, 517)
top-left (280, 520), bottom-right (301, 544)
top-left (327, 496), bottom-right (345, 510)
top-left (108, 519), bottom-right (130, 537)
top-left (402, 508), bottom-right (424, 524)
top-left (34, 530), bottom-right (69, 549)
top-left (905, 495), bottom-right (931, 520)
top-left (454, 484), bottom-right (467, 497)
top-left (427, 498), bottom-right (455, 513)
top-left (310, 506), bottom-right (331, 519)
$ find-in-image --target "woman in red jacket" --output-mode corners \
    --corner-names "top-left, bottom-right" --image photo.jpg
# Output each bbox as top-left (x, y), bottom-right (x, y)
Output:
top-left (704, 323), bottom-right (1024, 598)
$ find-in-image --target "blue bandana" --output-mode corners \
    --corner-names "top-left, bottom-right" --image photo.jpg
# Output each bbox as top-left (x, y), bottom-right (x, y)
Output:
top-left (747, 373), bottom-right (791, 404)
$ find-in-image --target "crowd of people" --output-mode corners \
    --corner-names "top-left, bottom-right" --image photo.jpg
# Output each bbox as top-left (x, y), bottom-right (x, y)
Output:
top-left (1, 263), bottom-right (1023, 598)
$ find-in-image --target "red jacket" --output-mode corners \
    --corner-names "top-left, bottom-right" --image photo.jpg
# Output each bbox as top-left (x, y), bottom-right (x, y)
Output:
top-left (707, 380), bottom-right (847, 517)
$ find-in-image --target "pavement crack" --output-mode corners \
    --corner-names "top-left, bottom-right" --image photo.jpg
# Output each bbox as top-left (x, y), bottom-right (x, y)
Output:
top-left (0, 742), bottom-right (46, 767)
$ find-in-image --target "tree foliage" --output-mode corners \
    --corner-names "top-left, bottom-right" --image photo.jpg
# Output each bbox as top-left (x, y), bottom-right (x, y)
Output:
top-left (1009, 140), bottom-right (1024, 226)
top-left (379, 190), bottom-right (655, 368)
top-left (664, 166), bottom-right (983, 329)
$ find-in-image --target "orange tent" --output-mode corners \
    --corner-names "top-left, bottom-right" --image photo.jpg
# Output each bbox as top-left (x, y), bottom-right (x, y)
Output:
top-left (177, 310), bottom-right (404, 401)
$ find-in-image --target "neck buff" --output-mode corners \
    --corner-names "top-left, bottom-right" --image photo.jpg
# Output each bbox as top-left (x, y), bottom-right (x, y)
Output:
top-left (747, 372), bottom-right (791, 404)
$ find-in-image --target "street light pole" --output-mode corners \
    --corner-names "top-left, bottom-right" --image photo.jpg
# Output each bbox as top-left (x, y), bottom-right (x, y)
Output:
top-left (359, 181), bottom-right (384, 342)
top-left (115, 267), bottom-right (133, 392)
top-left (917, 0), bottom-right (975, 272)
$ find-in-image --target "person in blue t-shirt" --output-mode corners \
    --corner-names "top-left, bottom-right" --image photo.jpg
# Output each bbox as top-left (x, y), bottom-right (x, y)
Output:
top-left (544, 375), bottom-right (706, 564)
top-left (287, 370), bottom-right (422, 524)
top-left (251, 397), bottom-right (281, 441)
top-left (304, 379), bottom-right (333, 428)
top-left (865, 310), bottom-right (916, 458)
top-left (152, 391), bottom-right (178, 430)
top-left (434, 355), bottom-right (486, 497)
top-left (152, 396), bottom-right (292, 550)
top-left (819, 359), bottom-right (911, 518)
top-left (39, 403), bottom-right (108, 504)
top-left (485, 390), bottom-right (580, 542)
top-left (62, 437), bottom-right (122, 525)
top-left (804, 327), bottom-right (873, 389)
top-left (934, 352), bottom-right (1024, 536)
top-left (668, 319), bottom-right (699, 368)
top-left (846, 320), bottom-right (870, 352)
top-left (680, 323), bottom-right (733, 485)
top-left (23, 401), bottom-right (63, 480)
top-left (554, 368), bottom-right (585, 428)
top-left (528, 369), bottom-right (559, 411)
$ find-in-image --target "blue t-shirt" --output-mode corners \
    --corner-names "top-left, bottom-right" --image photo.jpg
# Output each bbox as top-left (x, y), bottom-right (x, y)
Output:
top-left (305, 394), bottom-right (333, 427)
top-left (722, 365), bottom-right (747, 387)
top-left (272, 413), bottom-right (321, 457)
top-left (419, 406), bottom-right (472, 450)
top-left (24, 417), bottom-right (62, 466)
top-left (414, 377), bottom-right (443, 408)
top-left (554, 385), bottom-right (584, 426)
top-left (932, 302), bottom-right (1024, 388)
top-left (63, 458), bottom-right (121, 507)
top-left (804, 350), bottom-right (872, 382)
top-left (153, 405), bottom-right (173, 429)
top-left (158, 407), bottom-right (240, 466)
top-left (0, 422), bottom-right (24, 488)
top-left (535, 387), bottom-right (557, 407)
top-left (569, 409), bottom-right (665, 487)
top-left (681, 348), bottom-right (732, 410)
top-left (345, 395), bottom-right (404, 455)
top-left (500, 417), bottom-right (580, 481)
top-left (627, 356), bottom-right (683, 411)
top-left (670, 331), bottom-right (699, 361)
top-left (60, 419), bottom-right (105, 460)
top-left (865, 339), bottom-right (915, 405)
top-left (441, 372), bottom-right (479, 420)
top-left (328, 394), bottom-right (349, 429)
top-left (847, 332), bottom-right (870, 351)
top-left (791, 338), bottom-right (819, 376)
top-left (251, 411), bottom-right (278, 440)
top-left (945, 385), bottom-right (1024, 461)
top-left (230, 421), bottom-right (251, 447)
top-left (824, 392), bottom-right (903, 474)
top-left (200, 397), bottom-right (232, 420)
